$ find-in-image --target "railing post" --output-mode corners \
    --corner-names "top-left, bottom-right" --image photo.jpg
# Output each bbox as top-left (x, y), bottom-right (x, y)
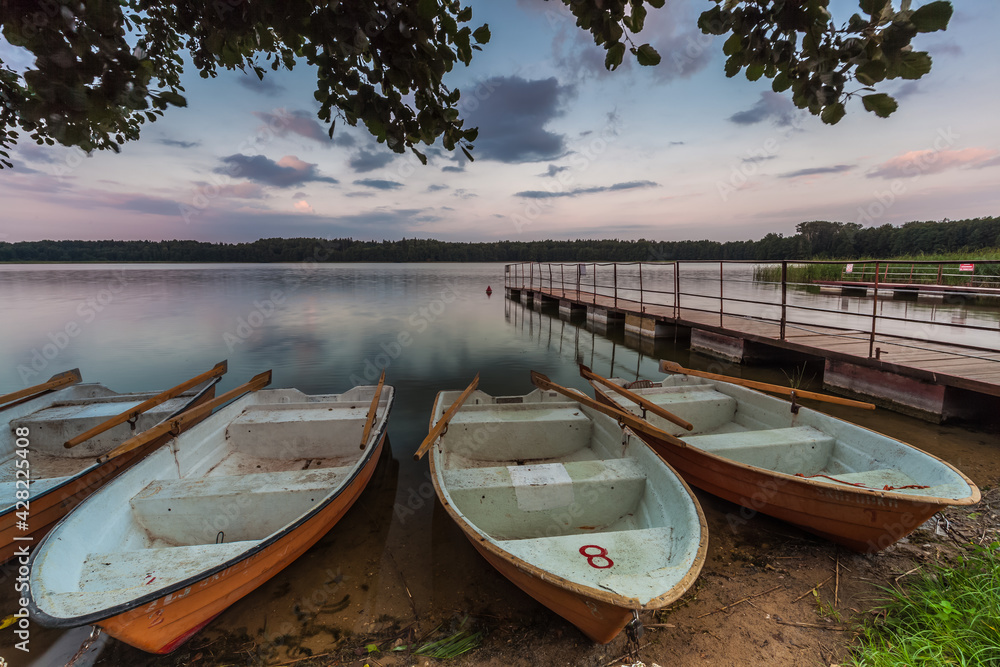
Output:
top-left (719, 260), bottom-right (724, 327)
top-left (780, 261), bottom-right (787, 341)
top-left (548, 264), bottom-right (553, 296)
top-left (639, 263), bottom-right (644, 313)
top-left (869, 261), bottom-right (880, 358)
top-left (613, 264), bottom-right (618, 308)
top-left (674, 262), bottom-right (680, 320)
top-left (530, 262), bottom-right (534, 292)
top-left (593, 263), bottom-right (597, 305)
top-left (560, 264), bottom-right (565, 298)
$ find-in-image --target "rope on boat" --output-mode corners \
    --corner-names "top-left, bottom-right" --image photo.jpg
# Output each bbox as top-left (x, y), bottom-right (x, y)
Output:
top-left (794, 473), bottom-right (929, 492)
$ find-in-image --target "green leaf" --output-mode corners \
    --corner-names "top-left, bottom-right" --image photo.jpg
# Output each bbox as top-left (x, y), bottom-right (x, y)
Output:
top-left (861, 93), bottom-right (898, 118)
top-left (910, 0), bottom-right (952, 32)
top-left (858, 0), bottom-right (889, 16)
top-left (648, 0), bottom-right (665, 7)
top-left (472, 24), bottom-right (490, 44)
top-left (157, 91), bottom-right (187, 107)
top-left (723, 33), bottom-right (742, 57)
top-left (605, 42), bottom-right (626, 70)
top-left (895, 51), bottom-right (932, 79)
top-left (366, 644), bottom-right (380, 653)
top-left (417, 0), bottom-right (437, 20)
top-left (854, 59), bottom-right (886, 85)
top-left (635, 43), bottom-right (660, 67)
top-left (772, 71), bottom-right (792, 92)
top-left (820, 102), bottom-right (846, 125)
top-left (746, 63), bottom-right (765, 81)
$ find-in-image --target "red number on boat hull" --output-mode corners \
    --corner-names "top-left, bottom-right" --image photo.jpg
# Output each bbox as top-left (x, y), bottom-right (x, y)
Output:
top-left (580, 545), bottom-right (613, 569)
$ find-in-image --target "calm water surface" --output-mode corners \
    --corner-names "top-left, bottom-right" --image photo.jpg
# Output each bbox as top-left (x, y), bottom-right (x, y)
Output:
top-left (0, 263), bottom-right (996, 666)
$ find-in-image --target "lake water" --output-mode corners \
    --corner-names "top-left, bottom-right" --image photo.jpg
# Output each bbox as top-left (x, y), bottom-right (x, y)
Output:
top-left (1, 263), bottom-right (997, 666)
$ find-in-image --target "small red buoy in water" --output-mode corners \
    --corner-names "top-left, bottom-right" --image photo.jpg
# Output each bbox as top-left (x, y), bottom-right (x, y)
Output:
top-left (486, 285), bottom-right (493, 295)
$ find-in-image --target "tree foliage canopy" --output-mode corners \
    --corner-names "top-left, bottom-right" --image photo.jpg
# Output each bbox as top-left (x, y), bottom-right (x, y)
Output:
top-left (0, 0), bottom-right (953, 169)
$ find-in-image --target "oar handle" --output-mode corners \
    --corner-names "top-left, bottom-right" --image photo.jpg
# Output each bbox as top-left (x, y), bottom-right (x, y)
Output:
top-left (97, 371), bottom-right (272, 464)
top-left (414, 374), bottom-right (479, 461)
top-left (530, 371), bottom-right (688, 448)
top-left (0, 368), bottom-right (82, 409)
top-left (359, 369), bottom-right (387, 450)
top-left (579, 363), bottom-right (694, 431)
top-left (660, 360), bottom-right (876, 410)
top-left (65, 361), bottom-right (229, 448)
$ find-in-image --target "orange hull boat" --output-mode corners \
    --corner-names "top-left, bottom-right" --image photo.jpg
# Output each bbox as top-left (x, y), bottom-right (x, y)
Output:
top-left (593, 374), bottom-right (979, 552)
top-left (426, 386), bottom-right (707, 644)
top-left (28, 383), bottom-right (393, 653)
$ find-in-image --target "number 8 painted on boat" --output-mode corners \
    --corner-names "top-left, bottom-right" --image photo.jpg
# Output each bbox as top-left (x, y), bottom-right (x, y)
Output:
top-left (579, 544), bottom-right (613, 569)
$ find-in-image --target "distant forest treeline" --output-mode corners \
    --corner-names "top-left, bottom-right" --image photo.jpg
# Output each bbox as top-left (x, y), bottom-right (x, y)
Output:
top-left (2, 217), bottom-right (998, 263)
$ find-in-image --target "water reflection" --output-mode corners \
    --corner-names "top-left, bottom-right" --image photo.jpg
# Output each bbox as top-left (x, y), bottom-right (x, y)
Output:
top-left (0, 264), bottom-right (997, 666)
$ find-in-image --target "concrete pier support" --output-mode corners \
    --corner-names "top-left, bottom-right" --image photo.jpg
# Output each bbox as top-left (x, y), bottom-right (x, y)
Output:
top-left (519, 290), bottom-right (534, 305)
top-left (587, 306), bottom-right (624, 326)
top-left (823, 359), bottom-right (949, 422)
top-left (559, 300), bottom-right (586, 319)
top-left (624, 313), bottom-right (683, 339)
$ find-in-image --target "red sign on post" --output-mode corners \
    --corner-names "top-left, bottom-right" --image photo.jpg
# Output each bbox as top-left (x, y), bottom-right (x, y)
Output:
top-left (959, 263), bottom-right (975, 272)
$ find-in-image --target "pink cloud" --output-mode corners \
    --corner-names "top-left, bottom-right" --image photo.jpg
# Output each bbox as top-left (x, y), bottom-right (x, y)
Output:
top-left (869, 147), bottom-right (1000, 179)
top-left (293, 199), bottom-right (314, 213)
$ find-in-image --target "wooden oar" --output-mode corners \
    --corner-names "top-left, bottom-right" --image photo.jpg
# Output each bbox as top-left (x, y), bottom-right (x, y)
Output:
top-left (97, 370), bottom-right (272, 464)
top-left (530, 371), bottom-right (689, 448)
top-left (0, 368), bottom-right (82, 409)
top-left (659, 360), bottom-right (876, 410)
top-left (579, 363), bottom-right (694, 431)
top-left (65, 361), bottom-right (228, 449)
top-left (359, 369), bottom-right (386, 450)
top-left (414, 374), bottom-right (479, 461)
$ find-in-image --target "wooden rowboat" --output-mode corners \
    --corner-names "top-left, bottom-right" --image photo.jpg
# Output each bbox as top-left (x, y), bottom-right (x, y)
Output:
top-left (1, 365), bottom-right (224, 563)
top-left (421, 380), bottom-right (708, 643)
top-left (588, 363), bottom-right (980, 552)
top-left (28, 374), bottom-right (393, 654)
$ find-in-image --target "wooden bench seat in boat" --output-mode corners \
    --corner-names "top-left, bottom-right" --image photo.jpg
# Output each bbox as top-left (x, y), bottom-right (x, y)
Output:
top-left (12, 398), bottom-right (189, 458)
top-left (77, 541), bottom-right (258, 594)
top-left (609, 387), bottom-right (738, 435)
top-left (680, 426), bottom-right (836, 475)
top-left (443, 459), bottom-right (647, 540)
top-left (438, 406), bottom-right (593, 461)
top-left (130, 468), bottom-right (349, 545)
top-left (225, 404), bottom-right (368, 459)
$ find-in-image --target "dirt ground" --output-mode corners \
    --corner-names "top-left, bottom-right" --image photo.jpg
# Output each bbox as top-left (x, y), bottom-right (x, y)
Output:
top-left (84, 477), bottom-right (1000, 667)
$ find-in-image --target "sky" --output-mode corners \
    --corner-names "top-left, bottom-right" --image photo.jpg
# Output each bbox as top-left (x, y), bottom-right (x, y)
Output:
top-left (1, 0), bottom-right (998, 245)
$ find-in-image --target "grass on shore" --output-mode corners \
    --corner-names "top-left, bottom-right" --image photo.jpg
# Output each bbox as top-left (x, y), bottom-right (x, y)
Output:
top-left (753, 250), bottom-right (1000, 287)
top-left (848, 542), bottom-right (1000, 666)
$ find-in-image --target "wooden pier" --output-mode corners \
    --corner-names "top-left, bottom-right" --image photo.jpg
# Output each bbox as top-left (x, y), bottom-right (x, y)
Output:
top-left (505, 260), bottom-right (1000, 423)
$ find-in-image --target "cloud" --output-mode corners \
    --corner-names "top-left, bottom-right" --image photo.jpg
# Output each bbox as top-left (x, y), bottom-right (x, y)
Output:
top-left (354, 178), bottom-right (404, 190)
top-left (463, 76), bottom-right (575, 163)
top-left (541, 164), bottom-right (570, 177)
top-left (349, 148), bottom-right (396, 172)
top-left (293, 200), bottom-right (314, 213)
top-left (515, 180), bottom-right (658, 198)
top-left (158, 138), bottom-right (201, 149)
top-left (780, 165), bottom-right (853, 178)
top-left (217, 154), bottom-right (338, 187)
top-left (729, 92), bottom-right (796, 126)
top-left (441, 165), bottom-right (465, 173)
top-left (427, 184), bottom-right (450, 192)
top-left (868, 148), bottom-right (1000, 179)
top-left (237, 75), bottom-right (286, 96)
top-left (193, 181), bottom-right (267, 199)
top-left (115, 195), bottom-right (184, 216)
top-left (253, 110), bottom-right (355, 147)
